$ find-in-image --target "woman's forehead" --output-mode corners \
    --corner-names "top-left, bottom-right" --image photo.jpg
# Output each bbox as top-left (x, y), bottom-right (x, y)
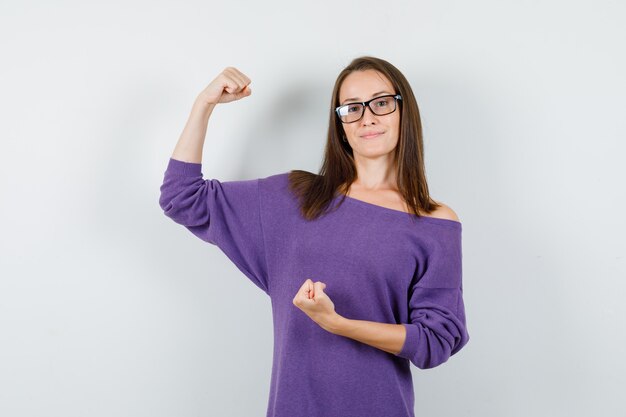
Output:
top-left (339, 70), bottom-right (394, 102)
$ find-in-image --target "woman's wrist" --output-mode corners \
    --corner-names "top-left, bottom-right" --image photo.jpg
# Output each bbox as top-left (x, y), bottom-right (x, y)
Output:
top-left (193, 95), bottom-right (217, 113)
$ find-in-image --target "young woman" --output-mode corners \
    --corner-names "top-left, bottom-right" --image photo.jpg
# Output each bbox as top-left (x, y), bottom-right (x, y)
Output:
top-left (159, 56), bottom-right (470, 417)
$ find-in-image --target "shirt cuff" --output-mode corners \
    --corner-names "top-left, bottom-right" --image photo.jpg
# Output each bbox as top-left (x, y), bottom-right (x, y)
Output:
top-left (166, 157), bottom-right (202, 177)
top-left (396, 323), bottom-right (419, 360)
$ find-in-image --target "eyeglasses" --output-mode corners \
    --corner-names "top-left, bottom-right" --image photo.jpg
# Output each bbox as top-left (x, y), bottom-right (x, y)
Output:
top-left (335, 94), bottom-right (402, 124)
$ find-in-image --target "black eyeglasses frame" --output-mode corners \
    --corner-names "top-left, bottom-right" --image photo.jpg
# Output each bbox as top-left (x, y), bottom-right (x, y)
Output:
top-left (335, 94), bottom-right (402, 124)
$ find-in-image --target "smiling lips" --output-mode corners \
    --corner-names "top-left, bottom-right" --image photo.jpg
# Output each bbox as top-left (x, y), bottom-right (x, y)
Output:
top-left (360, 131), bottom-right (384, 139)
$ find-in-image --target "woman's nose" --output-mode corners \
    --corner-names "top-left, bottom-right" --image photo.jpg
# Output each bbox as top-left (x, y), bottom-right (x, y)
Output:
top-left (361, 106), bottom-right (377, 125)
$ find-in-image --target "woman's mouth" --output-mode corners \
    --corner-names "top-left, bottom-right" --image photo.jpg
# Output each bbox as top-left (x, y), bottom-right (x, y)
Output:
top-left (361, 131), bottom-right (384, 139)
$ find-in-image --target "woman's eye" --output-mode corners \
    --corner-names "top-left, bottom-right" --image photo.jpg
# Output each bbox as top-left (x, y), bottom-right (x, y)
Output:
top-left (347, 105), bottom-right (360, 113)
top-left (375, 99), bottom-right (389, 107)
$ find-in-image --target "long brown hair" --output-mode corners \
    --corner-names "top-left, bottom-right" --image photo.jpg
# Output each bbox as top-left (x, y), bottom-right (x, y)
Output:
top-left (287, 56), bottom-right (442, 222)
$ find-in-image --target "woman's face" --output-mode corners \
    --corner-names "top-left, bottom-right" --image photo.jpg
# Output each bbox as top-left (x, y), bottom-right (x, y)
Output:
top-left (338, 69), bottom-right (401, 160)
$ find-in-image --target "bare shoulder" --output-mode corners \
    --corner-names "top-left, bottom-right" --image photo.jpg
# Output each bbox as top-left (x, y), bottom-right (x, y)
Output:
top-left (427, 201), bottom-right (461, 222)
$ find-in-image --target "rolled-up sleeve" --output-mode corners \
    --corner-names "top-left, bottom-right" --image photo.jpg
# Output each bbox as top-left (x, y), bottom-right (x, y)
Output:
top-left (395, 224), bottom-right (469, 369)
top-left (158, 157), bottom-right (270, 296)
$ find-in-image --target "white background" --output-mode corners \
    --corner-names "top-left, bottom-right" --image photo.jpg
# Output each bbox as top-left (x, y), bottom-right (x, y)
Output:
top-left (1, 1), bottom-right (624, 416)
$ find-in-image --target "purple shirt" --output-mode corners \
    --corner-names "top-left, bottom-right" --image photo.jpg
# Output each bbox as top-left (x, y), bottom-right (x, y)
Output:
top-left (159, 157), bottom-right (470, 417)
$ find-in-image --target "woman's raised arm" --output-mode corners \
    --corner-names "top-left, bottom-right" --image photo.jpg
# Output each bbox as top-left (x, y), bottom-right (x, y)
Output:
top-left (171, 67), bottom-right (252, 163)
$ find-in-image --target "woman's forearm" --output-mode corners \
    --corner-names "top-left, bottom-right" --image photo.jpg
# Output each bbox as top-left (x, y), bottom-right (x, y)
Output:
top-left (171, 97), bottom-right (216, 164)
top-left (170, 67), bottom-right (251, 163)
top-left (325, 315), bottom-right (406, 356)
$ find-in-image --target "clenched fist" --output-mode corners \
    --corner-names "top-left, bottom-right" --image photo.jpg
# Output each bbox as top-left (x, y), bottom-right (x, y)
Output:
top-left (197, 67), bottom-right (252, 106)
top-left (292, 278), bottom-right (338, 332)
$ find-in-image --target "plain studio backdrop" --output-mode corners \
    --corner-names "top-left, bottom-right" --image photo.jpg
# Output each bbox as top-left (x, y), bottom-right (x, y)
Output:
top-left (1, 1), bottom-right (624, 416)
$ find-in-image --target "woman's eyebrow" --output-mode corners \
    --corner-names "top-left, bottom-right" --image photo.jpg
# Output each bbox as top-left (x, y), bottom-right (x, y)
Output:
top-left (341, 91), bottom-right (393, 105)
